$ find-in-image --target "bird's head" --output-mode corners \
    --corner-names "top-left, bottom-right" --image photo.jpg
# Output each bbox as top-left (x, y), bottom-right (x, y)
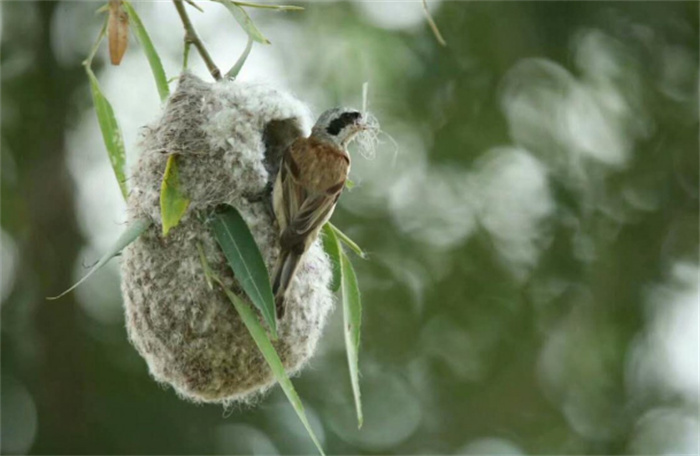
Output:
top-left (311, 107), bottom-right (367, 148)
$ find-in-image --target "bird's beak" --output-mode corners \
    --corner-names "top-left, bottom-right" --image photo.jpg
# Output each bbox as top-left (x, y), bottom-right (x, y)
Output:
top-left (355, 115), bottom-right (369, 131)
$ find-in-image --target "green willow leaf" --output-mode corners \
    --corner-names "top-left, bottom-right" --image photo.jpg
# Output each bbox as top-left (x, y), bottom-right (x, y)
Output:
top-left (340, 251), bottom-right (363, 428)
top-left (160, 154), bottom-right (190, 236)
top-left (216, 0), bottom-right (271, 44)
top-left (321, 223), bottom-right (341, 292)
top-left (48, 218), bottom-right (151, 300)
top-left (122, 1), bottom-right (170, 101)
top-left (213, 276), bottom-right (324, 455)
top-left (209, 205), bottom-right (277, 338)
top-left (86, 66), bottom-right (129, 200)
top-left (328, 222), bottom-right (366, 259)
top-left (232, 1), bottom-right (303, 11)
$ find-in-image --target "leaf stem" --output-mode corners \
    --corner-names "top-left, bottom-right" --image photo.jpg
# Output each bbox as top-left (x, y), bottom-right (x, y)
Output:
top-left (83, 17), bottom-right (108, 68)
top-left (225, 35), bottom-right (253, 79)
top-left (328, 223), bottom-right (366, 259)
top-left (172, 0), bottom-right (222, 80)
top-left (422, 0), bottom-right (446, 46)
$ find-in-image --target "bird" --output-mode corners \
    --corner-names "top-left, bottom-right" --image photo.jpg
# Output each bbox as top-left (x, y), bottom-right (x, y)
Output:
top-left (271, 107), bottom-right (366, 318)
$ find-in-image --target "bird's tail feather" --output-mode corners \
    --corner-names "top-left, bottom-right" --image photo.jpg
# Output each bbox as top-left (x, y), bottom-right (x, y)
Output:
top-left (272, 249), bottom-right (302, 319)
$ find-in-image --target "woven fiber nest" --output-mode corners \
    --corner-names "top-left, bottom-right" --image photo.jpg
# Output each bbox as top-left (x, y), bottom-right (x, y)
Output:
top-left (120, 73), bottom-right (334, 404)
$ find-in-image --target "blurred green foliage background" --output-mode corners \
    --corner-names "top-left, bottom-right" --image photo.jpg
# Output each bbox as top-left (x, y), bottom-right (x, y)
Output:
top-left (1, 1), bottom-right (698, 454)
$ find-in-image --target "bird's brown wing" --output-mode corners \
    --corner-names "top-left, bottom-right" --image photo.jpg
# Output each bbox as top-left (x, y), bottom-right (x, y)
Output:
top-left (278, 139), bottom-right (347, 250)
top-left (279, 179), bottom-right (339, 251)
top-left (272, 138), bottom-right (349, 318)
top-left (276, 147), bottom-right (303, 231)
top-left (283, 194), bottom-right (336, 240)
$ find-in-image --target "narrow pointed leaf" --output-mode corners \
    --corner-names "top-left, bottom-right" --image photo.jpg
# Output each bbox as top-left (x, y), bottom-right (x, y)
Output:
top-left (328, 223), bottom-right (365, 259)
top-left (108, 0), bottom-right (129, 65)
top-left (321, 223), bottom-right (341, 292)
top-left (86, 66), bottom-right (129, 200)
top-left (340, 251), bottom-right (363, 428)
top-left (214, 278), bottom-right (324, 455)
top-left (209, 205), bottom-right (277, 338)
top-left (122, 1), bottom-right (170, 101)
top-left (48, 218), bottom-right (151, 300)
top-left (232, 1), bottom-right (304, 11)
top-left (160, 154), bottom-right (190, 236)
top-left (345, 178), bottom-right (355, 190)
top-left (217, 0), bottom-right (271, 44)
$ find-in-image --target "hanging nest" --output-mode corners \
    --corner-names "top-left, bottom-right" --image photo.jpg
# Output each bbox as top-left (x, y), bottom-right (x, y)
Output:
top-left (120, 73), bottom-right (334, 404)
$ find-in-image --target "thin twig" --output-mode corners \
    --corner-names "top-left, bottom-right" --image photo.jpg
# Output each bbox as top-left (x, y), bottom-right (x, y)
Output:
top-left (172, 0), bottom-right (222, 80)
top-left (182, 38), bottom-right (192, 71)
top-left (422, 0), bottom-right (446, 47)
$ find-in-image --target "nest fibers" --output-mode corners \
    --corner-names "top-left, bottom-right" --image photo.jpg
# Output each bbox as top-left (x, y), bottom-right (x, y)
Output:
top-left (120, 73), bottom-right (334, 404)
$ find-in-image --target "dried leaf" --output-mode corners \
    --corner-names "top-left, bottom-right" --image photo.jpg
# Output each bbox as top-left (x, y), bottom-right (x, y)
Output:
top-left (108, 0), bottom-right (129, 65)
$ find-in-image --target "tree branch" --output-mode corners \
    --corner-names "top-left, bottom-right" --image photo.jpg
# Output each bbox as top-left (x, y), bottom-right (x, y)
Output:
top-left (172, 0), bottom-right (222, 80)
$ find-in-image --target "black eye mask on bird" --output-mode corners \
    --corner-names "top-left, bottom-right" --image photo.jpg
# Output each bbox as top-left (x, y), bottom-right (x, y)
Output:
top-left (326, 111), bottom-right (362, 136)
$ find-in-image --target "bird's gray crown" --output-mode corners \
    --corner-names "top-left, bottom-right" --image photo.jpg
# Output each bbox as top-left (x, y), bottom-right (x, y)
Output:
top-left (311, 107), bottom-right (364, 148)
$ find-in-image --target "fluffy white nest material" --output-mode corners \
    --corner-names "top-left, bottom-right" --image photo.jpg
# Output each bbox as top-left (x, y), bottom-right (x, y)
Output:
top-left (120, 73), bottom-right (334, 404)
